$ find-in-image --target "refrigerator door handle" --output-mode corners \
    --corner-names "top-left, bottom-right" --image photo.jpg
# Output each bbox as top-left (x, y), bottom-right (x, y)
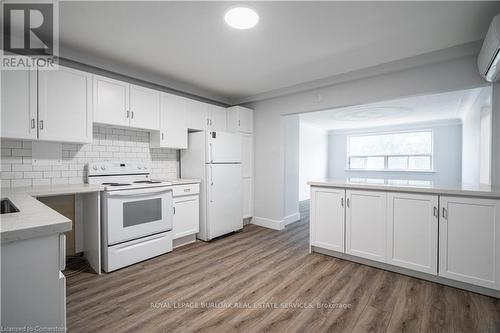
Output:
top-left (209, 143), bottom-right (213, 163)
top-left (209, 166), bottom-right (214, 202)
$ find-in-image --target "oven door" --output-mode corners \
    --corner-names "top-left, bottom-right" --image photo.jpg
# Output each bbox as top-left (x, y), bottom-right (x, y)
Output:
top-left (105, 187), bottom-right (173, 245)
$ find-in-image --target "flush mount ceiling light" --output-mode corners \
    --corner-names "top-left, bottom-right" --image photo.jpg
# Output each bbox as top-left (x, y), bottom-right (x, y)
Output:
top-left (224, 7), bottom-right (259, 29)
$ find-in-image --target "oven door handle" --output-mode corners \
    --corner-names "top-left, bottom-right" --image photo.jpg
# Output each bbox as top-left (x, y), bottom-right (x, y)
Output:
top-left (106, 187), bottom-right (172, 197)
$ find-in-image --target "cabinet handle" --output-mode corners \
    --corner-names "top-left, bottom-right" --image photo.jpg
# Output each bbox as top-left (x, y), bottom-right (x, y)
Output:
top-left (207, 118), bottom-right (210, 126)
top-left (442, 207), bottom-right (447, 219)
top-left (184, 188), bottom-right (191, 192)
top-left (173, 206), bottom-right (176, 215)
top-left (341, 198), bottom-right (344, 207)
top-left (238, 119), bottom-right (241, 127)
top-left (131, 111), bottom-right (134, 119)
top-left (346, 198), bottom-right (350, 208)
top-left (39, 120), bottom-right (44, 130)
top-left (161, 132), bottom-right (164, 140)
top-left (31, 118), bottom-right (35, 129)
top-left (126, 110), bottom-right (130, 118)
top-left (433, 206), bottom-right (438, 218)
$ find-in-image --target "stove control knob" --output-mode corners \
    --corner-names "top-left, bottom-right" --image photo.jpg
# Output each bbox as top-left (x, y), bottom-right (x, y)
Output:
top-left (101, 165), bottom-right (106, 170)
top-left (137, 165), bottom-right (142, 170)
top-left (143, 165), bottom-right (148, 170)
top-left (92, 165), bottom-right (98, 170)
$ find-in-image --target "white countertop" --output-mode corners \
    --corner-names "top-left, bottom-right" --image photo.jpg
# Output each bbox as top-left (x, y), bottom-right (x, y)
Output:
top-left (308, 178), bottom-right (500, 199)
top-left (159, 178), bottom-right (201, 185)
top-left (0, 184), bottom-right (103, 243)
top-left (0, 180), bottom-right (199, 243)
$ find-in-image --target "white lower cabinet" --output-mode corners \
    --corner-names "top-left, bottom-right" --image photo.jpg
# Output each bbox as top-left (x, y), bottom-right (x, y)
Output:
top-left (172, 184), bottom-right (200, 240)
top-left (346, 190), bottom-right (387, 263)
top-left (1, 233), bottom-right (66, 328)
top-left (310, 186), bottom-right (500, 293)
top-left (310, 187), bottom-right (345, 252)
top-left (387, 192), bottom-right (438, 274)
top-left (439, 196), bottom-right (500, 290)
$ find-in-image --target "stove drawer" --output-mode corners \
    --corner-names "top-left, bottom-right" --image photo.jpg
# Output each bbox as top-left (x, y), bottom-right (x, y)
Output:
top-left (104, 231), bottom-right (172, 272)
top-left (172, 184), bottom-right (200, 197)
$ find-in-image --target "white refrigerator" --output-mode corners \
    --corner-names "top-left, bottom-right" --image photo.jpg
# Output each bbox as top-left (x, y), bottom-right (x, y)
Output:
top-left (181, 131), bottom-right (242, 241)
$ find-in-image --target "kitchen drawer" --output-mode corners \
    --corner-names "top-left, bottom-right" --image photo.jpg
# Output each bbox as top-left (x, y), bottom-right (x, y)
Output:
top-left (172, 183), bottom-right (200, 197)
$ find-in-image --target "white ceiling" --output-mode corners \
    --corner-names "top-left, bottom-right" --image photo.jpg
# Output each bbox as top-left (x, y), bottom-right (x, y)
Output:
top-left (58, 2), bottom-right (500, 103)
top-left (299, 87), bottom-right (491, 130)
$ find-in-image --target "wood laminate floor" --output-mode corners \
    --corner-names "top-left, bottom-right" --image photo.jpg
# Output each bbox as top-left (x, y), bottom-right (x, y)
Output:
top-left (67, 207), bottom-right (500, 332)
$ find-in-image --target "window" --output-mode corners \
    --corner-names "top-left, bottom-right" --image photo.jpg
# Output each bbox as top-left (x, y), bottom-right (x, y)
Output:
top-left (347, 131), bottom-right (433, 171)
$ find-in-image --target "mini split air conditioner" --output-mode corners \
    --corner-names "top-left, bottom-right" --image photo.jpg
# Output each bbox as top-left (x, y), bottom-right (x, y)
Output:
top-left (478, 14), bottom-right (500, 82)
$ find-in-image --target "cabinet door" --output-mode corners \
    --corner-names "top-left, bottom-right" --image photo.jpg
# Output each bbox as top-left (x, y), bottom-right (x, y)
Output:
top-left (93, 75), bottom-right (129, 127)
top-left (208, 105), bottom-right (227, 131)
top-left (38, 67), bottom-right (93, 143)
top-left (387, 192), bottom-right (438, 274)
top-left (129, 84), bottom-right (160, 130)
top-left (186, 99), bottom-right (207, 131)
top-left (346, 190), bottom-right (387, 262)
top-left (157, 93), bottom-right (187, 149)
top-left (238, 107), bottom-right (253, 133)
top-left (242, 177), bottom-right (253, 219)
top-left (439, 196), bottom-right (500, 290)
top-left (1, 69), bottom-right (37, 140)
top-left (310, 187), bottom-right (345, 252)
top-left (226, 106), bottom-right (253, 133)
top-left (241, 133), bottom-right (253, 178)
top-left (173, 195), bottom-right (200, 239)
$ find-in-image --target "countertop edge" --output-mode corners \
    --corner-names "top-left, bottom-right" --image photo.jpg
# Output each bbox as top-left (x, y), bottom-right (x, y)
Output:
top-left (307, 181), bottom-right (500, 199)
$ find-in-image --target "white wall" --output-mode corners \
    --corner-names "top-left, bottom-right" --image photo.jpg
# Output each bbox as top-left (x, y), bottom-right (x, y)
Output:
top-left (480, 107), bottom-right (492, 185)
top-left (491, 83), bottom-right (500, 187)
top-left (299, 123), bottom-right (328, 201)
top-left (283, 115), bottom-right (300, 223)
top-left (248, 55), bottom-right (488, 227)
top-left (462, 87), bottom-right (492, 185)
top-left (328, 120), bottom-right (462, 185)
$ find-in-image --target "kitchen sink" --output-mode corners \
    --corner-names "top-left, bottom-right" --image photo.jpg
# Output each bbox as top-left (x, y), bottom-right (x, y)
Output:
top-left (1, 198), bottom-right (20, 214)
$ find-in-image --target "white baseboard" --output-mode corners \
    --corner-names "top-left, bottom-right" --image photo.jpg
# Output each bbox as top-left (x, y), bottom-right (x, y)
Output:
top-left (252, 212), bottom-right (301, 231)
top-left (283, 212), bottom-right (301, 226)
top-left (251, 216), bottom-right (284, 230)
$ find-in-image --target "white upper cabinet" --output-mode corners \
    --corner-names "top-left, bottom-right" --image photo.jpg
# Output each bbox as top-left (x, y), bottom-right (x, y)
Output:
top-left (1, 66), bottom-right (92, 143)
top-left (310, 187), bottom-right (346, 252)
top-left (207, 105), bottom-right (227, 132)
top-left (129, 85), bottom-right (160, 130)
top-left (93, 75), bottom-right (160, 131)
top-left (38, 67), bottom-right (93, 143)
top-left (93, 75), bottom-right (130, 127)
top-left (1, 69), bottom-right (37, 140)
top-left (387, 192), bottom-right (438, 274)
top-left (439, 196), bottom-right (500, 290)
top-left (151, 93), bottom-right (188, 149)
top-left (185, 99), bottom-right (208, 131)
top-left (227, 106), bottom-right (253, 133)
top-left (185, 100), bottom-right (226, 132)
top-left (346, 189), bottom-right (387, 263)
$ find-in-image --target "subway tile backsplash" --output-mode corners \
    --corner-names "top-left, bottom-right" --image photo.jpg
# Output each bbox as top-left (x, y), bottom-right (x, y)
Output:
top-left (0, 125), bottom-right (179, 188)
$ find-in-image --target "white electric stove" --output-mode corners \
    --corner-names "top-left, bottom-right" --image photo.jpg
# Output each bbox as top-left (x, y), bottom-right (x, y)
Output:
top-left (87, 162), bottom-right (174, 272)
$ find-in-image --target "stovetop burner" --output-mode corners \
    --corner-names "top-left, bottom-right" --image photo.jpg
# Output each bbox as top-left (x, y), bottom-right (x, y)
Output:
top-left (133, 180), bottom-right (162, 184)
top-left (102, 182), bottom-right (132, 186)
